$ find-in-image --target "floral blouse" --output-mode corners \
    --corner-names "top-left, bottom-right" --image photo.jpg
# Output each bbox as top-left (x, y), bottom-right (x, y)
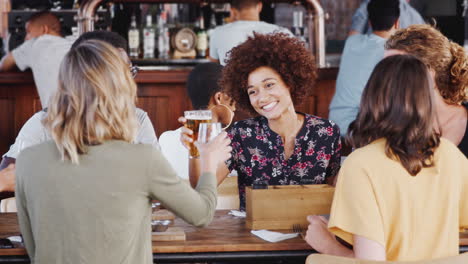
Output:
top-left (226, 114), bottom-right (341, 210)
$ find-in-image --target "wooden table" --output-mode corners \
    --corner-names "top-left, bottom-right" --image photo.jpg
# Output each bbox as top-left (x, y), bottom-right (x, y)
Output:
top-left (0, 211), bottom-right (467, 263)
top-left (152, 210), bottom-right (314, 263)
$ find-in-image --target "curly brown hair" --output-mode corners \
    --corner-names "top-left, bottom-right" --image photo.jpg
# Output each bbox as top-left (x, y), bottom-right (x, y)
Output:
top-left (385, 24), bottom-right (468, 105)
top-left (220, 32), bottom-right (317, 115)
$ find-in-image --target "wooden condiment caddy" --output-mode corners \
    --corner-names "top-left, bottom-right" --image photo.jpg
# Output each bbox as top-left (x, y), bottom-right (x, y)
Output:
top-left (245, 184), bottom-right (335, 230)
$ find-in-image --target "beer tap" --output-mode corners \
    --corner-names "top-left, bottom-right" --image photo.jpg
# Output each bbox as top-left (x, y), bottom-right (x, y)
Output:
top-left (76, 0), bottom-right (103, 34)
top-left (463, 0), bottom-right (468, 17)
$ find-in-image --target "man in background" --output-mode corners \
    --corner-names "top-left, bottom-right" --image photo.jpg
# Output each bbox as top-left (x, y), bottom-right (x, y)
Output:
top-left (349, 0), bottom-right (423, 36)
top-left (0, 11), bottom-right (71, 108)
top-left (329, 0), bottom-right (400, 136)
top-left (209, 0), bottom-right (292, 65)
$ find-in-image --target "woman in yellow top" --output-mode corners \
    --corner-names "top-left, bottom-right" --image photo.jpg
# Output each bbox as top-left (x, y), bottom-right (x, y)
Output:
top-left (305, 55), bottom-right (468, 261)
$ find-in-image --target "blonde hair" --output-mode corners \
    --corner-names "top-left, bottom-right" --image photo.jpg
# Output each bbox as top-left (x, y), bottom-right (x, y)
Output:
top-left (386, 24), bottom-right (468, 105)
top-left (44, 40), bottom-right (138, 164)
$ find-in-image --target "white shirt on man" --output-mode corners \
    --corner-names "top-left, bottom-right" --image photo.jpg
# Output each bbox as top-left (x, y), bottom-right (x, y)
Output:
top-left (159, 128), bottom-right (188, 179)
top-left (12, 34), bottom-right (72, 108)
top-left (3, 108), bottom-right (159, 159)
top-left (209, 20), bottom-right (293, 65)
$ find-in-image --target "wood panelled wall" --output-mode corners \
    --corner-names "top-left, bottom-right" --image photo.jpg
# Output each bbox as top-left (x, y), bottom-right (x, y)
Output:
top-left (0, 68), bottom-right (337, 156)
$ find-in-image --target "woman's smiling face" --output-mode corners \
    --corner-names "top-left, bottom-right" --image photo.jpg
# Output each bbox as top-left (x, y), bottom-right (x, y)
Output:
top-left (247, 66), bottom-right (294, 120)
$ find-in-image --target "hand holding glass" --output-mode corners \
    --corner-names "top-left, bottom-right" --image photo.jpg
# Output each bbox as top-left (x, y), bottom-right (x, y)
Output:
top-left (184, 110), bottom-right (212, 157)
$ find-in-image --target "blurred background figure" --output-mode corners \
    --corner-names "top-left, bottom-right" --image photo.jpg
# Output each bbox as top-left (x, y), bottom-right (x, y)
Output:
top-left (349, 0), bottom-right (424, 36)
top-left (0, 11), bottom-right (71, 108)
top-left (329, 0), bottom-right (400, 136)
top-left (209, 0), bottom-right (292, 65)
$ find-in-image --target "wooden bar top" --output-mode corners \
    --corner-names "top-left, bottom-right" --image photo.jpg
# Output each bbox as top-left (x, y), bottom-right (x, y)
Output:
top-left (0, 211), bottom-right (466, 257)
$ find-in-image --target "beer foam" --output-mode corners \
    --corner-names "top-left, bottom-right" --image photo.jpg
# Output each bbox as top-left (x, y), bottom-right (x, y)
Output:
top-left (189, 117), bottom-right (211, 120)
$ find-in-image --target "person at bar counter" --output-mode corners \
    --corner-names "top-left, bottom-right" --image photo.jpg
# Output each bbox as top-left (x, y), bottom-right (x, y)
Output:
top-left (349, 0), bottom-right (424, 36)
top-left (329, 0), bottom-right (400, 136)
top-left (0, 11), bottom-right (71, 108)
top-left (183, 33), bottom-right (341, 210)
top-left (0, 31), bottom-right (159, 192)
top-left (15, 40), bottom-right (231, 264)
top-left (305, 55), bottom-right (468, 261)
top-left (209, 0), bottom-right (292, 65)
top-left (159, 62), bottom-right (236, 180)
top-left (385, 24), bottom-right (468, 157)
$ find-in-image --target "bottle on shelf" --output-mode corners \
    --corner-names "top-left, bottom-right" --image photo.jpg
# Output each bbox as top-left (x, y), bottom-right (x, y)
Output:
top-left (143, 14), bottom-right (155, 59)
top-left (157, 11), bottom-right (170, 59)
top-left (195, 16), bottom-right (208, 58)
top-left (128, 15), bottom-right (140, 59)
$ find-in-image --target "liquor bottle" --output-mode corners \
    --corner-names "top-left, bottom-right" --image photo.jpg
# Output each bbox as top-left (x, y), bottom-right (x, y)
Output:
top-left (196, 16), bottom-right (208, 58)
top-left (128, 15), bottom-right (140, 59)
top-left (157, 11), bottom-right (170, 59)
top-left (143, 15), bottom-right (155, 59)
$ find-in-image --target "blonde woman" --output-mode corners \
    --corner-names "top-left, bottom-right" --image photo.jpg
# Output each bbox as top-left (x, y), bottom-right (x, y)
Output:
top-left (15, 40), bottom-right (231, 264)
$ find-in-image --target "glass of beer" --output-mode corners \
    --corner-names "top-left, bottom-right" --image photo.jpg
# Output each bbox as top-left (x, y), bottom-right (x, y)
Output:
top-left (184, 110), bottom-right (212, 157)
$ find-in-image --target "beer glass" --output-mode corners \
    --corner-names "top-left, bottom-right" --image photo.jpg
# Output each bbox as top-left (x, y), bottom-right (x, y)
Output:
top-left (198, 122), bottom-right (222, 144)
top-left (184, 110), bottom-right (212, 157)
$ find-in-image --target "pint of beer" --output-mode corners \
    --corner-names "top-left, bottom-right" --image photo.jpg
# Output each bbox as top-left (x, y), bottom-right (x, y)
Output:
top-left (184, 110), bottom-right (212, 157)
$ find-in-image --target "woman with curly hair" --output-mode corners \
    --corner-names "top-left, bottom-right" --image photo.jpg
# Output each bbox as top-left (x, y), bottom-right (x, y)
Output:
top-left (183, 33), bottom-right (341, 210)
top-left (385, 24), bottom-right (468, 157)
top-left (306, 55), bottom-right (468, 261)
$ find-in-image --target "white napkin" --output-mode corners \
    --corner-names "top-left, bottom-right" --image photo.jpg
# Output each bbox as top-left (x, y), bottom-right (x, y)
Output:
top-left (228, 210), bottom-right (246, 218)
top-left (251, 229), bottom-right (298, 243)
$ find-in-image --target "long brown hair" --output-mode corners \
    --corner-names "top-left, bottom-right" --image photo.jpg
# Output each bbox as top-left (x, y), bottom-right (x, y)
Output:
top-left (385, 25), bottom-right (468, 105)
top-left (44, 40), bottom-right (138, 164)
top-left (347, 55), bottom-right (440, 176)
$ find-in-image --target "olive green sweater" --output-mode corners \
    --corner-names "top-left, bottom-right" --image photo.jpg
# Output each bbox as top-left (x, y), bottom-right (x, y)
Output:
top-left (16, 140), bottom-right (217, 264)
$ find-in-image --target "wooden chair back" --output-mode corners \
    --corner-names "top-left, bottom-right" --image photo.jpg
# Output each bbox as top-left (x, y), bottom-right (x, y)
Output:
top-left (216, 176), bottom-right (239, 210)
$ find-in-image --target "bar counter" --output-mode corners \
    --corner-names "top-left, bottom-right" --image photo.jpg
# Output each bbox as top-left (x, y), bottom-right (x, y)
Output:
top-left (0, 67), bottom-right (338, 156)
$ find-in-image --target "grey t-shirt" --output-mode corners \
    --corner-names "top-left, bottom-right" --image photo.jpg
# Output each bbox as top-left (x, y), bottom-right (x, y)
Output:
top-left (16, 140), bottom-right (217, 264)
top-left (12, 35), bottom-right (72, 108)
top-left (209, 20), bottom-right (293, 65)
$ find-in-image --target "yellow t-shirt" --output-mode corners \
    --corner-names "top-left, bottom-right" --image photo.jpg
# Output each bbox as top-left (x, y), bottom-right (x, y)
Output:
top-left (329, 138), bottom-right (468, 261)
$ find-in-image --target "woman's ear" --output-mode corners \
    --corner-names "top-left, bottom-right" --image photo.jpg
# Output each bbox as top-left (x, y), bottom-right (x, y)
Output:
top-left (213, 92), bottom-right (223, 105)
top-left (42, 25), bottom-right (50, 35)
